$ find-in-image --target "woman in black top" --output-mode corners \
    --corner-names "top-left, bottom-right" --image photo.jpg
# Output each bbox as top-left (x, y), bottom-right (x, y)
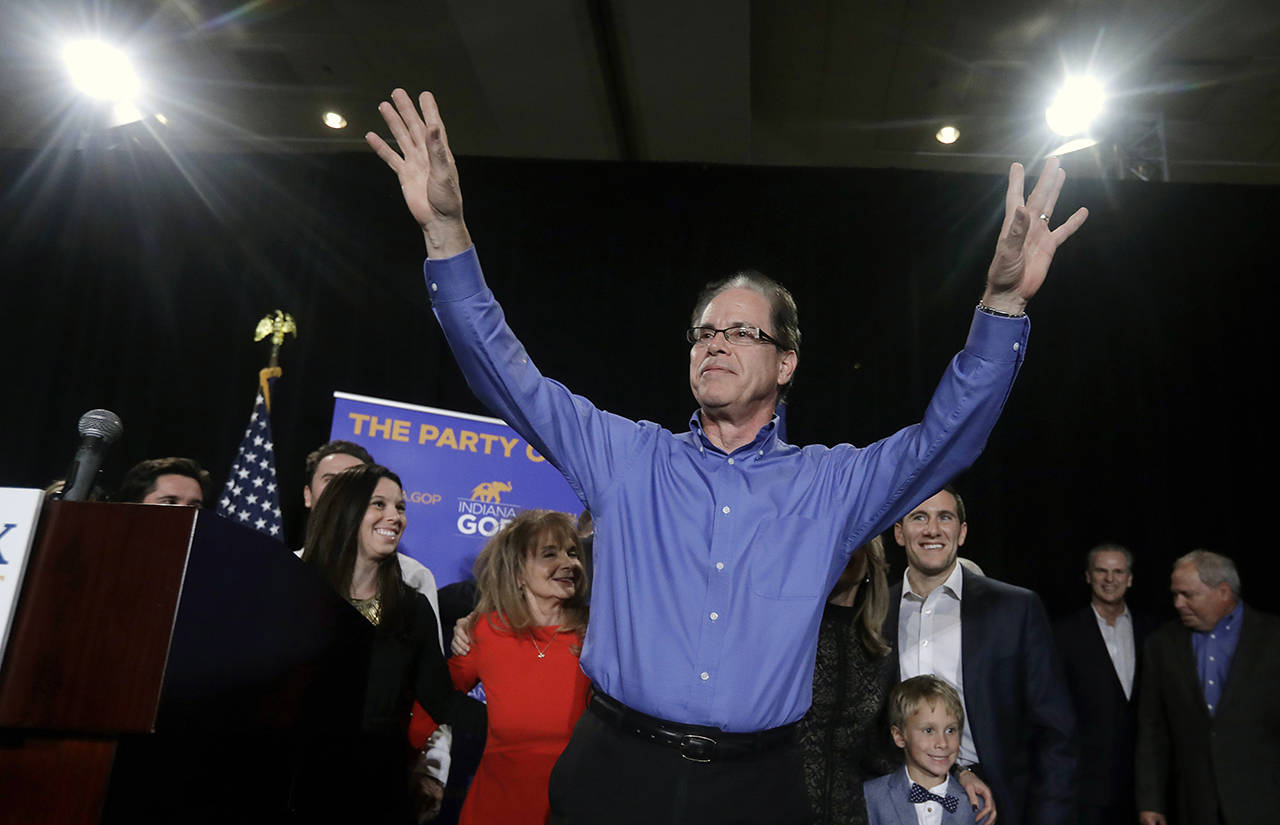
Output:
top-left (796, 537), bottom-right (898, 825)
top-left (300, 463), bottom-right (483, 823)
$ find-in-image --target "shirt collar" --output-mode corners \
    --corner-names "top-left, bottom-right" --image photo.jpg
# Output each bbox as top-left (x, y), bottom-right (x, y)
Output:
top-left (1091, 603), bottom-right (1131, 626)
top-left (902, 766), bottom-right (950, 796)
top-left (688, 410), bottom-right (781, 456)
top-left (1204, 600), bottom-right (1244, 637)
top-left (902, 561), bottom-right (964, 602)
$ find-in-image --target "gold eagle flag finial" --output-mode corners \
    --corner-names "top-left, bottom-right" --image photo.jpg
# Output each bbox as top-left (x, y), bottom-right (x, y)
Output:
top-left (253, 310), bottom-right (298, 411)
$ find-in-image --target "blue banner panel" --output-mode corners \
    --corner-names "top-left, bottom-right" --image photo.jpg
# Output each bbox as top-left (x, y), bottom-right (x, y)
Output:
top-left (329, 392), bottom-right (582, 586)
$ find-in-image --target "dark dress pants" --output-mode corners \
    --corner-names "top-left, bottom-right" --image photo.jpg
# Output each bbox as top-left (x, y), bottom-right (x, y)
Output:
top-left (548, 709), bottom-right (811, 825)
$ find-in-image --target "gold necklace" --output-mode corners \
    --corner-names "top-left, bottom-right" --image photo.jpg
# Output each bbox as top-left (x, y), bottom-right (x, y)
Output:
top-left (530, 627), bottom-right (559, 660)
top-left (350, 594), bottom-right (382, 626)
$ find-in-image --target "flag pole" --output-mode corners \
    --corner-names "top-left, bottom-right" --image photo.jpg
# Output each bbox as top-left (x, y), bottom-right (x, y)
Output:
top-left (216, 310), bottom-right (297, 541)
top-left (253, 310), bottom-right (296, 412)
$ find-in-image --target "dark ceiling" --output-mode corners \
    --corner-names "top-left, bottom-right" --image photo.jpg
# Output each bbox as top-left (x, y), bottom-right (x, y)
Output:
top-left (1, 0), bottom-right (1278, 184)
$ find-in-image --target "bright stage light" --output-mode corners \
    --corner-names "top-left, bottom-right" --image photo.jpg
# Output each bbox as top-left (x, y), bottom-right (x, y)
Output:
top-left (1045, 76), bottom-right (1105, 137)
top-left (323, 111), bottom-right (348, 129)
top-left (62, 40), bottom-right (141, 102)
top-left (935, 125), bottom-right (960, 144)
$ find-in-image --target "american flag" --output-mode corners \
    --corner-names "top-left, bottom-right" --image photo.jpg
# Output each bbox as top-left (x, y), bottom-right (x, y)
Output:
top-left (217, 388), bottom-right (284, 540)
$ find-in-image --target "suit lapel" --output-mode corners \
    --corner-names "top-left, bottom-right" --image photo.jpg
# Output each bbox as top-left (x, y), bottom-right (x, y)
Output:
top-left (1166, 623), bottom-right (1210, 722)
top-left (890, 775), bottom-right (921, 825)
top-left (958, 568), bottom-right (995, 764)
top-left (959, 568), bottom-right (985, 699)
top-left (1218, 605), bottom-right (1260, 711)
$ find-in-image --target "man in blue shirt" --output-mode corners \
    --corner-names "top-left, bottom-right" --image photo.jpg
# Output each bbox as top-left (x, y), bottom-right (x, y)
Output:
top-left (366, 89), bottom-right (1089, 825)
top-left (1136, 551), bottom-right (1280, 825)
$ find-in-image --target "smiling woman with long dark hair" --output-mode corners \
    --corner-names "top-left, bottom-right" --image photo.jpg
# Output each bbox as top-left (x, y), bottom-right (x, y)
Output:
top-left (301, 463), bottom-right (483, 823)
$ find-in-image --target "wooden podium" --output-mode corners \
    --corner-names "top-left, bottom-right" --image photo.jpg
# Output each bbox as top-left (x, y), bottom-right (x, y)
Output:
top-left (0, 501), bottom-right (371, 824)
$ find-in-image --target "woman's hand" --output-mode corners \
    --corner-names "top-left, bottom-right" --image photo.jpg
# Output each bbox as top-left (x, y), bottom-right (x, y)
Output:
top-left (957, 768), bottom-right (997, 824)
top-left (451, 613), bottom-right (476, 656)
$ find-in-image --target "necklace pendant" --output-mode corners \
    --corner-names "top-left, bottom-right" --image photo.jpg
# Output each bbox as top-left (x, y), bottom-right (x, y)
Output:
top-left (537, 651), bottom-right (546, 658)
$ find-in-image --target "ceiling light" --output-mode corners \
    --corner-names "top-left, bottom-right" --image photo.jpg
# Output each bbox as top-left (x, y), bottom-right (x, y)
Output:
top-left (935, 125), bottom-right (960, 145)
top-left (62, 40), bottom-right (140, 102)
top-left (323, 111), bottom-right (347, 129)
top-left (1045, 76), bottom-right (1105, 137)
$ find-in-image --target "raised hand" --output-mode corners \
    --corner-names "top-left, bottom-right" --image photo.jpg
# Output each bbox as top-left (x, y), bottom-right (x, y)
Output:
top-left (365, 89), bottom-right (472, 258)
top-left (982, 156), bottom-right (1089, 314)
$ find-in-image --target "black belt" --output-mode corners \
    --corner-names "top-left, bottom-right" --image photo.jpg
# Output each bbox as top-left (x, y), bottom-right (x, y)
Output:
top-left (587, 689), bottom-right (796, 763)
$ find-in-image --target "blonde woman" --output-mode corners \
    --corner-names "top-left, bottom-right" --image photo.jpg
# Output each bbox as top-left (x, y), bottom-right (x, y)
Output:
top-left (449, 510), bottom-right (589, 825)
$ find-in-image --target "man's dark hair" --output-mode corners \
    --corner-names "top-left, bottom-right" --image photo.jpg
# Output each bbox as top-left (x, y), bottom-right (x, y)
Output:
top-left (898, 483), bottom-right (966, 525)
top-left (114, 457), bottom-right (213, 505)
top-left (690, 270), bottom-right (801, 402)
top-left (304, 440), bottom-right (375, 485)
top-left (1086, 542), bottom-right (1134, 572)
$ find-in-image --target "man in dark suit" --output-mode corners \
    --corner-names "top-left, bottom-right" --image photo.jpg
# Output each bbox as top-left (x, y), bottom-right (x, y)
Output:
top-left (1054, 544), bottom-right (1157, 825)
top-left (1135, 550), bottom-right (1280, 825)
top-left (884, 487), bottom-right (1076, 825)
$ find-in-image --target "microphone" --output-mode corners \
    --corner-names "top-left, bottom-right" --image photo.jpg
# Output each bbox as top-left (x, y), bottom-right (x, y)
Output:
top-left (61, 409), bottom-right (124, 502)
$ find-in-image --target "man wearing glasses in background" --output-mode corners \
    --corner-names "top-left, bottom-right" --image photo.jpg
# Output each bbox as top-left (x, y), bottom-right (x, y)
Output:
top-left (366, 89), bottom-right (1088, 825)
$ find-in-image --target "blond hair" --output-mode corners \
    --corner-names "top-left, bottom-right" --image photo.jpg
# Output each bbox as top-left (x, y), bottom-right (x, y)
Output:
top-left (470, 510), bottom-right (589, 642)
top-left (888, 675), bottom-right (964, 733)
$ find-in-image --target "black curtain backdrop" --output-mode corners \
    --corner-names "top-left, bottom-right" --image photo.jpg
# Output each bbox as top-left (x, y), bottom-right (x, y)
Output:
top-left (2, 142), bottom-right (1275, 620)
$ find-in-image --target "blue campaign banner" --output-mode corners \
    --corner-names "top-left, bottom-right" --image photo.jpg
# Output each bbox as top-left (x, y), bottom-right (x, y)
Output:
top-left (329, 392), bottom-right (583, 586)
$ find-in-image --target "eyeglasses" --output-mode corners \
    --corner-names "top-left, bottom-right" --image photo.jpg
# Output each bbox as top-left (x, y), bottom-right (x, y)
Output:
top-left (686, 326), bottom-right (784, 349)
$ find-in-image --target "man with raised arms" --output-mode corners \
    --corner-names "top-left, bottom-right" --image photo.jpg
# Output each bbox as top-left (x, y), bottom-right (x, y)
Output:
top-left (366, 89), bottom-right (1087, 825)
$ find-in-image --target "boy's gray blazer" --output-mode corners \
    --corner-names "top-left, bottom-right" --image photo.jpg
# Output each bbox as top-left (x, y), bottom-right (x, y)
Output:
top-left (863, 771), bottom-right (977, 825)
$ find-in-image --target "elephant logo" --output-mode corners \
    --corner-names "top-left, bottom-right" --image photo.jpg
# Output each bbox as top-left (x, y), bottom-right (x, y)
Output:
top-left (469, 481), bottom-right (512, 503)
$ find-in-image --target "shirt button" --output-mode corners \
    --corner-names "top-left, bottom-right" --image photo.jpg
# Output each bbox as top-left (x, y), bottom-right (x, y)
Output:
top-left (727, 458), bottom-right (735, 465)
top-left (1012, 341), bottom-right (1019, 351)
top-left (430, 282), bottom-right (438, 292)
top-left (924, 608), bottom-right (932, 615)
top-left (922, 640), bottom-right (929, 647)
top-left (700, 672), bottom-right (710, 681)
top-left (1210, 655), bottom-right (1215, 661)
top-left (709, 612), bottom-right (719, 621)
top-left (1211, 634), bottom-right (1216, 639)
top-left (721, 505), bottom-right (731, 514)
top-left (1209, 679), bottom-right (1215, 685)
top-left (715, 562), bottom-right (725, 571)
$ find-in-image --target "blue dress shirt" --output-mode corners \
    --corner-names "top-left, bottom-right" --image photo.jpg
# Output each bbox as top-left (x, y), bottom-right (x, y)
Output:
top-left (426, 247), bottom-right (1028, 731)
top-left (1192, 600), bottom-right (1243, 715)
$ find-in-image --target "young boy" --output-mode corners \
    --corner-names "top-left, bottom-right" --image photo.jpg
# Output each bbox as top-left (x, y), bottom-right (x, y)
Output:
top-left (864, 675), bottom-right (977, 825)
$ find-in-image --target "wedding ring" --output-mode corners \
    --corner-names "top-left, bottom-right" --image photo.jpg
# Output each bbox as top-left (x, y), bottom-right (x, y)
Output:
top-left (1038, 213), bottom-right (1050, 222)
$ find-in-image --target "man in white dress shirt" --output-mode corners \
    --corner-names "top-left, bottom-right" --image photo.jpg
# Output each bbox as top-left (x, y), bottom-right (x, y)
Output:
top-left (884, 486), bottom-right (1076, 825)
top-left (1054, 544), bottom-right (1155, 825)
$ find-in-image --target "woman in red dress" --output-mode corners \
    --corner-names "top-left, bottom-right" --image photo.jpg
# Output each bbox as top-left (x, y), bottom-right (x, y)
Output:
top-left (449, 510), bottom-right (590, 825)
